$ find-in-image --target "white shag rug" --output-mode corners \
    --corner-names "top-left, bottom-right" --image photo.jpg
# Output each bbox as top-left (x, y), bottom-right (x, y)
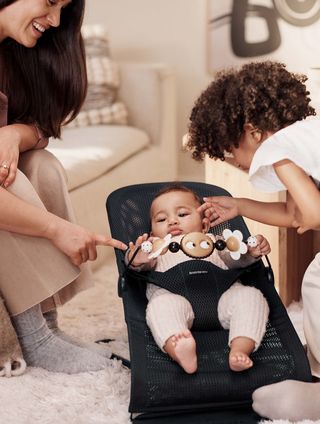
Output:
top-left (0, 258), bottom-right (318, 424)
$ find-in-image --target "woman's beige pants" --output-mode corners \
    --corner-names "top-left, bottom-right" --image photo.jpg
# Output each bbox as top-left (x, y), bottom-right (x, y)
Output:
top-left (302, 252), bottom-right (320, 377)
top-left (0, 149), bottom-right (92, 316)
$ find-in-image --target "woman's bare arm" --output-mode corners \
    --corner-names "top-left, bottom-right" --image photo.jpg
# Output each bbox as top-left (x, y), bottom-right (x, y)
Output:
top-left (10, 123), bottom-right (49, 151)
top-left (0, 124), bottom-right (48, 187)
top-left (0, 187), bottom-right (127, 265)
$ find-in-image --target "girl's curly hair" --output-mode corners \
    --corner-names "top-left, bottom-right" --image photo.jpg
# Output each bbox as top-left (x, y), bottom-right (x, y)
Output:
top-left (187, 61), bottom-right (316, 161)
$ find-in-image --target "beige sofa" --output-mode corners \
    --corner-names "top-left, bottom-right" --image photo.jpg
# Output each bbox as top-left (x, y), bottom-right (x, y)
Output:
top-left (48, 62), bottom-right (177, 269)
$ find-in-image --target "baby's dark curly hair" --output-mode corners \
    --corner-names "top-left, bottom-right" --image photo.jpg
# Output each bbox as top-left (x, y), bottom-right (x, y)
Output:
top-left (187, 61), bottom-right (316, 161)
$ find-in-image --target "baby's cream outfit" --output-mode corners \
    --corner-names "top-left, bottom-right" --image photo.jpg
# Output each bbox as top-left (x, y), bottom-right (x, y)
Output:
top-left (132, 234), bottom-right (269, 352)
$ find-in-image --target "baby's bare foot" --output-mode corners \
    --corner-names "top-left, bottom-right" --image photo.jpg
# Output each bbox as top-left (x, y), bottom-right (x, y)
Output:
top-left (166, 330), bottom-right (197, 374)
top-left (229, 351), bottom-right (253, 372)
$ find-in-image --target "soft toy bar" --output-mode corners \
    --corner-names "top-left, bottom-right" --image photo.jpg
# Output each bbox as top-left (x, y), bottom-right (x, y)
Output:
top-left (141, 230), bottom-right (258, 260)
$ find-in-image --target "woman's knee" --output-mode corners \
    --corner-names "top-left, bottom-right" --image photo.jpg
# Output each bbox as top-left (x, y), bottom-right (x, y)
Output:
top-left (7, 169), bottom-right (45, 208)
top-left (19, 149), bottom-right (67, 188)
top-left (18, 150), bottom-right (71, 213)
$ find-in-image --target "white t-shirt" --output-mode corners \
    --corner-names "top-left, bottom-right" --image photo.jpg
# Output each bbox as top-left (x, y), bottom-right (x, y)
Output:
top-left (249, 118), bottom-right (320, 193)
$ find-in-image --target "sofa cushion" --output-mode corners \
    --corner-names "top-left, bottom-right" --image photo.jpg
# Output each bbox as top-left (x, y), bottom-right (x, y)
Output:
top-left (48, 126), bottom-right (150, 191)
top-left (67, 25), bottom-right (128, 128)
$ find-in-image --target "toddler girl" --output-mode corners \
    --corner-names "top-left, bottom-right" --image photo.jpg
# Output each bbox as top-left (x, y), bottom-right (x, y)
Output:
top-left (187, 60), bottom-right (320, 421)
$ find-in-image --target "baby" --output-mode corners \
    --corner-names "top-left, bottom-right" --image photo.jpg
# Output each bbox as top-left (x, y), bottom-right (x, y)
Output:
top-left (127, 185), bottom-right (270, 374)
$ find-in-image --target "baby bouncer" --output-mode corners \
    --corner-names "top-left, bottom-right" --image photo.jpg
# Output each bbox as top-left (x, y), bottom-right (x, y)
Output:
top-left (106, 181), bottom-right (312, 423)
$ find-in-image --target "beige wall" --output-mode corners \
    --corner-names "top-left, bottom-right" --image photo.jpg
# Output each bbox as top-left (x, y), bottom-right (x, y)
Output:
top-left (84, 0), bottom-right (211, 181)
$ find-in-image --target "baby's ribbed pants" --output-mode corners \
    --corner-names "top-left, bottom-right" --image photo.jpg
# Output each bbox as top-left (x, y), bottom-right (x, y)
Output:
top-left (146, 282), bottom-right (269, 352)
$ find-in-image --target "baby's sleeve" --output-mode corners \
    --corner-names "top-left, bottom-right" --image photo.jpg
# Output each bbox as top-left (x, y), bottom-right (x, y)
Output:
top-left (124, 249), bottom-right (157, 272)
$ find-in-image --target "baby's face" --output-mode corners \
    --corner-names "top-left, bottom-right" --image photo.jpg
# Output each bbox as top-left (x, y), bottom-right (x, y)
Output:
top-left (150, 191), bottom-right (204, 239)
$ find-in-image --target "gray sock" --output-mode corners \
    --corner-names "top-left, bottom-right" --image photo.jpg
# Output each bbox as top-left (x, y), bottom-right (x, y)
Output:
top-left (252, 380), bottom-right (320, 421)
top-left (12, 305), bottom-right (110, 374)
top-left (43, 309), bottom-right (112, 358)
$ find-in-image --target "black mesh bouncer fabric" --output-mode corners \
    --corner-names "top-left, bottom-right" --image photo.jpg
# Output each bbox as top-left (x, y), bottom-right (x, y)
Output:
top-left (106, 182), bottom-right (312, 423)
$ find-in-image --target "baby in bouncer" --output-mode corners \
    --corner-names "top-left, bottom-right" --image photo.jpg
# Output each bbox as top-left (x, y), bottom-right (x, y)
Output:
top-left (127, 184), bottom-right (270, 374)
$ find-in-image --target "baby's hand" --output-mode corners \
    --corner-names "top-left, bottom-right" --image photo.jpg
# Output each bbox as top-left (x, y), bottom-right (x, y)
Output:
top-left (128, 233), bottom-right (153, 266)
top-left (248, 234), bottom-right (271, 257)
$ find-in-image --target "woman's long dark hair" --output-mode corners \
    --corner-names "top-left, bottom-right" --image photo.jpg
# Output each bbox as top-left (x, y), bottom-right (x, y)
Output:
top-left (0, 0), bottom-right (87, 138)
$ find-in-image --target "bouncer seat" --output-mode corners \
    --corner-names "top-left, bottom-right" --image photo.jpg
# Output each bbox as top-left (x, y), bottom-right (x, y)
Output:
top-left (106, 181), bottom-right (312, 424)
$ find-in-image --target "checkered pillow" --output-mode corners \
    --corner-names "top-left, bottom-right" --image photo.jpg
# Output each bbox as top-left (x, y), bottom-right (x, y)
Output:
top-left (68, 25), bottom-right (128, 128)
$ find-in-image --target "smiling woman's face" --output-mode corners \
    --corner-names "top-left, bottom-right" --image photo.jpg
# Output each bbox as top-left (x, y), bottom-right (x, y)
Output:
top-left (0, 0), bottom-right (71, 47)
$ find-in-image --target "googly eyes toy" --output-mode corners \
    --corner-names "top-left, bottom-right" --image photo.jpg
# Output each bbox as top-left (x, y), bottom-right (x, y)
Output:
top-left (141, 231), bottom-right (257, 260)
top-left (179, 232), bottom-right (214, 259)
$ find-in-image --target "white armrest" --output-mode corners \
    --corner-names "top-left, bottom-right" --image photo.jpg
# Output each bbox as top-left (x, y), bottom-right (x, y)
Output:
top-left (118, 62), bottom-right (176, 150)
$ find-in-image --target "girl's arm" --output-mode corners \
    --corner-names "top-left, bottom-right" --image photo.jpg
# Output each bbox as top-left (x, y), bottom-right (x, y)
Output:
top-left (199, 196), bottom-right (295, 228)
top-left (237, 198), bottom-right (295, 227)
top-left (0, 187), bottom-right (127, 266)
top-left (274, 159), bottom-right (320, 233)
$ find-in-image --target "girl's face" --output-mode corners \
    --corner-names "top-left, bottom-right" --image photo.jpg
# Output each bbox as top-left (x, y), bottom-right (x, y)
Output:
top-left (0, 0), bottom-right (71, 46)
top-left (230, 125), bottom-right (272, 171)
top-left (231, 131), bottom-right (259, 171)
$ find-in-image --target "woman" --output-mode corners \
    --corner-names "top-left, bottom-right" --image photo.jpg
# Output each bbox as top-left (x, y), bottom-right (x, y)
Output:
top-left (0, 0), bottom-right (127, 375)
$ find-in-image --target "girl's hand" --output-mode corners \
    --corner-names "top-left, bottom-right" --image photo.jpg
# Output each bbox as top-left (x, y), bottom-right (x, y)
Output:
top-left (197, 196), bottom-right (239, 227)
top-left (248, 234), bottom-right (271, 257)
top-left (292, 213), bottom-right (320, 234)
top-left (46, 217), bottom-right (127, 266)
top-left (128, 233), bottom-right (152, 267)
top-left (293, 222), bottom-right (306, 234)
top-left (0, 126), bottom-right (21, 188)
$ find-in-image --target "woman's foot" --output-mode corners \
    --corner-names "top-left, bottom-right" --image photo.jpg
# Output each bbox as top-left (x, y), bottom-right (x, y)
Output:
top-left (50, 328), bottom-right (112, 358)
top-left (13, 305), bottom-right (110, 374)
top-left (43, 309), bottom-right (112, 358)
top-left (252, 380), bottom-right (320, 421)
top-left (229, 351), bottom-right (253, 371)
top-left (23, 335), bottom-right (110, 374)
top-left (165, 330), bottom-right (197, 374)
